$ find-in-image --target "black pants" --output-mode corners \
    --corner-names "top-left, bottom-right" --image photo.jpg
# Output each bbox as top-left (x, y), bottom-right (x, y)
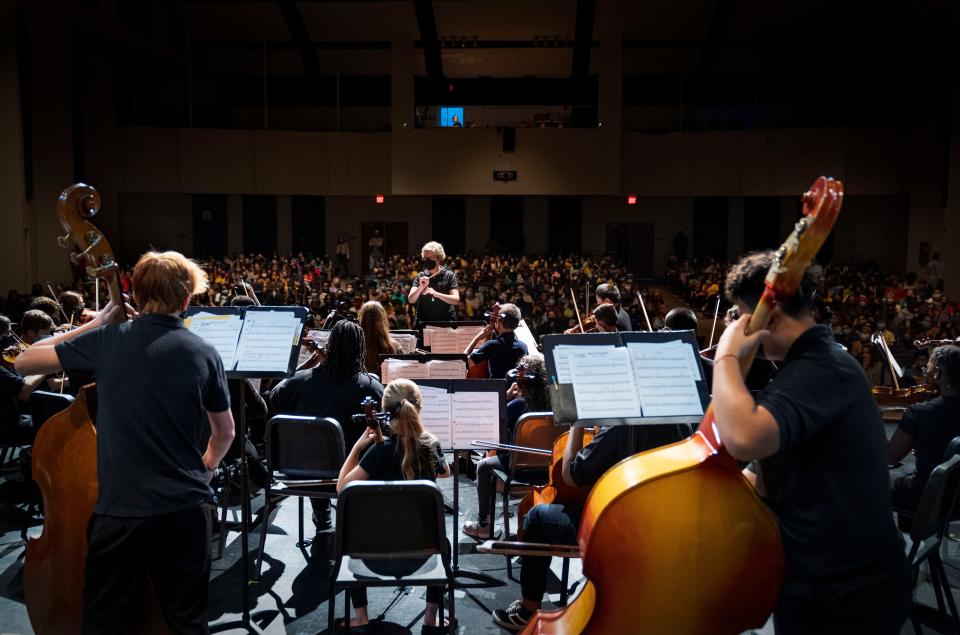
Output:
top-left (348, 558), bottom-right (443, 609)
top-left (82, 505), bottom-right (212, 635)
top-left (774, 563), bottom-right (913, 635)
top-left (520, 503), bottom-right (579, 603)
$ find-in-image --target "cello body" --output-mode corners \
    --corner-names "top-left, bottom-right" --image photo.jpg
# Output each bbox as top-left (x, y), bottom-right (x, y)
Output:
top-left (522, 422), bottom-right (784, 634)
top-left (24, 387), bottom-right (98, 633)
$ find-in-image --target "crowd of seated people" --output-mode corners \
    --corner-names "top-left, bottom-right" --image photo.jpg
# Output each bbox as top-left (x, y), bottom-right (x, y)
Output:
top-left (2, 250), bottom-right (670, 342)
top-left (668, 254), bottom-right (958, 387)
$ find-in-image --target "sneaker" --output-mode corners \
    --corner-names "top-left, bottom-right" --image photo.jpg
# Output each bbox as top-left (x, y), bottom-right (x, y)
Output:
top-left (462, 520), bottom-right (494, 539)
top-left (492, 600), bottom-right (532, 631)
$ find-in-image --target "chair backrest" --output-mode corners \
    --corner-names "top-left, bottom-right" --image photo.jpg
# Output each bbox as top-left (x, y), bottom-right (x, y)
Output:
top-left (335, 480), bottom-right (448, 561)
top-left (265, 415), bottom-right (345, 479)
top-left (29, 390), bottom-right (75, 432)
top-left (910, 454), bottom-right (960, 556)
top-left (945, 435), bottom-right (960, 460)
top-left (510, 412), bottom-right (568, 471)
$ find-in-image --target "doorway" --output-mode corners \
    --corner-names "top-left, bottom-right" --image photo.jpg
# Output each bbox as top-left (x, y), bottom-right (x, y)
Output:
top-left (361, 221), bottom-right (408, 274)
top-left (606, 223), bottom-right (655, 278)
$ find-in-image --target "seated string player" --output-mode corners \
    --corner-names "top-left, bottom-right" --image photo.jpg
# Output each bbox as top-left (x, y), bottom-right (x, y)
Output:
top-left (491, 419), bottom-right (684, 631)
top-left (270, 320), bottom-right (384, 535)
top-left (591, 303), bottom-right (619, 333)
top-left (19, 309), bottom-right (55, 345)
top-left (465, 303), bottom-right (528, 379)
top-left (888, 344), bottom-right (960, 516)
top-left (463, 354), bottom-right (552, 538)
top-left (595, 283), bottom-right (632, 332)
top-left (336, 379), bottom-right (452, 634)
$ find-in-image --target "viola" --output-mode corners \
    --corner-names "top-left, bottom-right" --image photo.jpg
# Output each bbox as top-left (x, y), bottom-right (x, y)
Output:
top-left (24, 183), bottom-right (166, 634)
top-left (520, 177), bottom-right (843, 635)
top-left (467, 302), bottom-right (500, 379)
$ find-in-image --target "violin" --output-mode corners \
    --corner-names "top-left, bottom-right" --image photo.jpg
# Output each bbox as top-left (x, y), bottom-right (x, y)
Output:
top-left (564, 289), bottom-right (598, 334)
top-left (2, 340), bottom-right (28, 371)
top-left (24, 183), bottom-right (165, 634)
top-left (351, 396), bottom-right (388, 444)
top-left (871, 332), bottom-right (938, 407)
top-left (521, 177), bottom-right (842, 634)
top-left (296, 337), bottom-right (326, 372)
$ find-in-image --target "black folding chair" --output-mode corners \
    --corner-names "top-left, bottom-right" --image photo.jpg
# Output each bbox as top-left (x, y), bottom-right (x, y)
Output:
top-left (255, 415), bottom-right (345, 578)
top-left (908, 454), bottom-right (960, 634)
top-left (329, 480), bottom-right (454, 634)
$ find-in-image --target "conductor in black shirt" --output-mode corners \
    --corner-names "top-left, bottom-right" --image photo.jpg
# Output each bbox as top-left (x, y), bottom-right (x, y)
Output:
top-left (18, 251), bottom-right (236, 634)
top-left (271, 320), bottom-right (384, 532)
top-left (711, 251), bottom-right (912, 634)
top-left (408, 241), bottom-right (460, 326)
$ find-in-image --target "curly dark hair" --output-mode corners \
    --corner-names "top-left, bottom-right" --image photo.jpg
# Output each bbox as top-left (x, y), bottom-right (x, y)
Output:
top-left (319, 320), bottom-right (367, 380)
top-left (933, 345), bottom-right (960, 392)
top-left (724, 250), bottom-right (815, 318)
top-left (518, 354), bottom-right (551, 411)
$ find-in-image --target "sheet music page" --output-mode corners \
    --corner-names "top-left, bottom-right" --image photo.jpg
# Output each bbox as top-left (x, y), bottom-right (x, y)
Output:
top-left (551, 345), bottom-right (576, 383)
top-left (515, 320), bottom-right (539, 353)
top-left (454, 326), bottom-right (485, 352)
top-left (423, 327), bottom-right (434, 347)
top-left (627, 341), bottom-right (704, 417)
top-left (391, 334), bottom-right (418, 354)
top-left (298, 330), bottom-right (330, 368)
top-left (184, 312), bottom-right (243, 371)
top-left (235, 310), bottom-right (301, 373)
top-left (383, 360), bottom-right (432, 382)
top-left (427, 359), bottom-right (467, 379)
top-left (452, 391), bottom-right (501, 447)
top-left (428, 328), bottom-right (460, 353)
top-left (419, 385), bottom-right (453, 448)
top-left (568, 346), bottom-right (642, 419)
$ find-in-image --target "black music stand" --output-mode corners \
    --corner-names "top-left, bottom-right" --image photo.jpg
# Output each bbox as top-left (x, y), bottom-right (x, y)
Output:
top-left (413, 379), bottom-right (508, 593)
top-left (185, 305), bottom-right (307, 626)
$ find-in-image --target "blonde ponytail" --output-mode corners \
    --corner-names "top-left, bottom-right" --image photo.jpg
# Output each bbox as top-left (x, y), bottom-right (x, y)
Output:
top-left (383, 379), bottom-right (438, 480)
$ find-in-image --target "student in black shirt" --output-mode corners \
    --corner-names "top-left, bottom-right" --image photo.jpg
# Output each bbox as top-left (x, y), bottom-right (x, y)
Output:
top-left (888, 344), bottom-right (960, 513)
top-left (711, 251), bottom-right (912, 634)
top-left (271, 319), bottom-right (384, 532)
top-left (336, 379), bottom-right (451, 633)
top-left (408, 241), bottom-right (459, 325)
top-left (465, 303), bottom-right (528, 379)
top-left (17, 250), bottom-right (235, 634)
top-left (492, 422), bottom-right (683, 631)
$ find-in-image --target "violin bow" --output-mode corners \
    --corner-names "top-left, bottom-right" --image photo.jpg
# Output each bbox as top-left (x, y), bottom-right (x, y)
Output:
top-left (708, 294), bottom-right (721, 349)
top-left (570, 288), bottom-right (585, 333)
top-left (47, 283), bottom-right (70, 324)
top-left (636, 290), bottom-right (653, 331)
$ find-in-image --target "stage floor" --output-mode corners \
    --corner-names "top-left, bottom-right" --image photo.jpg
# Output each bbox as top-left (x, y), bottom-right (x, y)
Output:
top-left (0, 431), bottom-right (951, 634)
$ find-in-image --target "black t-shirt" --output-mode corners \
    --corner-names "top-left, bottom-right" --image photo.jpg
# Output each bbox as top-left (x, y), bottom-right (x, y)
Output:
top-left (55, 314), bottom-right (230, 517)
top-left (270, 369), bottom-right (384, 448)
top-left (569, 424), bottom-right (685, 489)
top-left (0, 366), bottom-right (25, 427)
top-left (899, 395), bottom-right (960, 488)
top-left (359, 436), bottom-right (448, 482)
top-left (414, 268), bottom-right (458, 324)
top-left (755, 325), bottom-right (908, 596)
top-left (616, 307), bottom-right (632, 333)
top-left (469, 332), bottom-right (528, 379)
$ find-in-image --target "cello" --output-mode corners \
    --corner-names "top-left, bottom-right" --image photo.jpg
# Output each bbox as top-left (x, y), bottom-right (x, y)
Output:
top-left (520, 176), bottom-right (843, 635)
top-left (24, 183), bottom-right (165, 634)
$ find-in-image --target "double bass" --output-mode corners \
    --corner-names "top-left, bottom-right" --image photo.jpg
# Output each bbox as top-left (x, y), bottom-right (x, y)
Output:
top-left (24, 183), bottom-right (165, 634)
top-left (521, 176), bottom-right (843, 634)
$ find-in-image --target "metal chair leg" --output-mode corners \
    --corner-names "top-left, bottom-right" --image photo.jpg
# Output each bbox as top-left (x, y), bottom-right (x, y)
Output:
top-left (344, 588), bottom-right (351, 632)
top-left (560, 557), bottom-right (570, 606)
top-left (502, 476), bottom-right (511, 539)
top-left (255, 488), bottom-right (272, 580)
top-left (328, 587), bottom-right (336, 635)
top-left (933, 553), bottom-right (960, 628)
top-left (298, 496), bottom-right (305, 547)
